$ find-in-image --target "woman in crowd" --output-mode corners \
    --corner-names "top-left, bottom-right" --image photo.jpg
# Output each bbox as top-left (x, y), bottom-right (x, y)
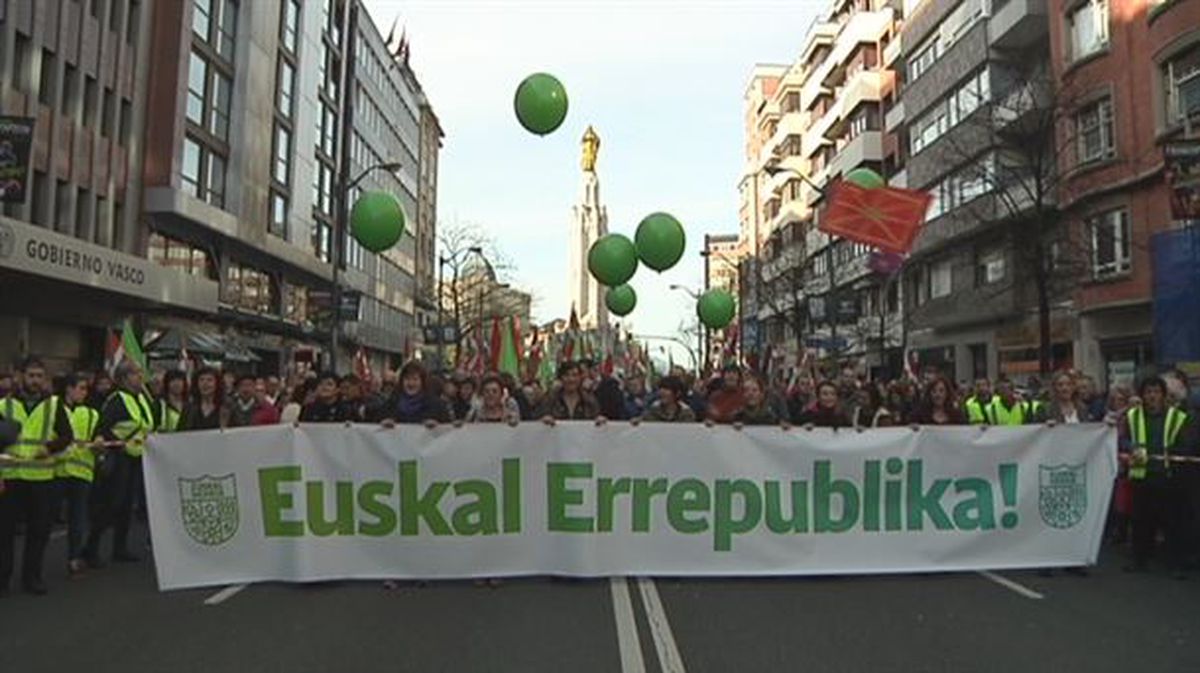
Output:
top-left (797, 380), bottom-right (851, 428)
top-left (299, 372), bottom-right (344, 423)
top-left (465, 375), bottom-right (520, 425)
top-left (640, 375), bottom-right (696, 423)
top-left (179, 367), bottom-right (226, 430)
top-left (1038, 371), bottom-right (1090, 425)
top-left (909, 377), bottom-right (965, 426)
top-left (279, 380), bottom-right (310, 424)
top-left (379, 362), bottom-right (450, 426)
top-left (449, 375), bottom-right (476, 422)
top-left (733, 375), bottom-right (781, 427)
top-left (157, 371), bottom-right (188, 433)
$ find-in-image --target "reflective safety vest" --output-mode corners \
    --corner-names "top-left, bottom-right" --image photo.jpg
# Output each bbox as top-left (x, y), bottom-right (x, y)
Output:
top-left (1127, 406), bottom-right (1189, 480)
top-left (0, 395), bottom-right (27, 427)
top-left (157, 399), bottom-right (182, 433)
top-left (2, 395), bottom-right (62, 482)
top-left (56, 405), bottom-right (101, 482)
top-left (984, 398), bottom-right (1032, 426)
top-left (110, 390), bottom-right (154, 458)
top-left (965, 395), bottom-right (997, 424)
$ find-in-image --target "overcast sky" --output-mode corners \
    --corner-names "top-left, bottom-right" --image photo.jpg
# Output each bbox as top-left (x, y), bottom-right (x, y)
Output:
top-left (362, 0), bottom-right (821, 364)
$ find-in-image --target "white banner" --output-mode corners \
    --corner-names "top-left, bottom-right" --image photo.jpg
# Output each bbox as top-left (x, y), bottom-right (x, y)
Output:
top-left (145, 423), bottom-right (1117, 590)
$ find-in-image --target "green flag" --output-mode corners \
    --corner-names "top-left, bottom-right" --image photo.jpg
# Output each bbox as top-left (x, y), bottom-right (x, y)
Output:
top-left (498, 317), bottom-right (520, 378)
top-left (120, 319), bottom-right (147, 374)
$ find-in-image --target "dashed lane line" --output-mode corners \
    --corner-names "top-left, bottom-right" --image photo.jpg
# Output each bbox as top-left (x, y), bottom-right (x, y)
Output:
top-left (609, 577), bottom-right (648, 673)
top-left (203, 583), bottom-right (249, 605)
top-left (636, 577), bottom-right (687, 673)
top-left (977, 571), bottom-right (1045, 600)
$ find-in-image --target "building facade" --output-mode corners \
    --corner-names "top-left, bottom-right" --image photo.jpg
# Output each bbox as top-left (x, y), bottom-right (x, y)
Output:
top-left (1049, 0), bottom-right (1200, 388)
top-left (414, 99), bottom-right (443, 357)
top-left (0, 0), bottom-right (221, 371)
top-left (138, 0), bottom-right (436, 375)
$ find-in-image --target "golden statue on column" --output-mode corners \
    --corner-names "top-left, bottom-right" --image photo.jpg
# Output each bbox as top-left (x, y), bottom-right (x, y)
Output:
top-left (581, 125), bottom-right (600, 173)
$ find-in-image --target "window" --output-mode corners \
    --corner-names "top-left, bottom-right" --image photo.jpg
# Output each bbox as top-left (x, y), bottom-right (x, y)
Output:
top-left (192, 0), bottom-right (212, 43)
top-left (273, 124), bottom-right (291, 184)
top-left (1076, 97), bottom-right (1114, 164)
top-left (119, 100), bottom-right (131, 146)
top-left (1089, 208), bottom-right (1130, 278)
top-left (910, 69), bottom-right (989, 155)
top-left (281, 0), bottom-right (300, 53)
top-left (186, 50), bottom-right (231, 141)
top-left (13, 33), bottom-right (29, 93)
top-left (126, 0), bottom-right (141, 46)
top-left (975, 248), bottom-right (1006, 286)
top-left (313, 220), bottom-right (332, 262)
top-left (1068, 0), bottom-right (1108, 62)
top-left (909, 265), bottom-right (929, 307)
top-left (277, 59), bottom-right (295, 118)
top-left (908, 37), bottom-right (940, 83)
top-left (38, 49), bottom-right (56, 106)
top-left (181, 134), bottom-right (225, 206)
top-left (149, 233), bottom-right (213, 278)
top-left (906, 0), bottom-right (983, 83)
top-left (783, 92), bottom-right (801, 113)
top-left (186, 50), bottom-right (206, 124)
top-left (270, 191), bottom-right (288, 237)
top-left (1165, 44), bottom-right (1200, 127)
top-left (929, 260), bottom-right (953, 298)
top-left (320, 104), bottom-right (337, 158)
top-left (83, 76), bottom-right (98, 126)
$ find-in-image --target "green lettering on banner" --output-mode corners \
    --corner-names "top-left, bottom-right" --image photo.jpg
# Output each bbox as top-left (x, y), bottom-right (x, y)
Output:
top-left (502, 458), bottom-right (522, 533)
top-left (547, 462), bottom-right (594, 532)
top-left (951, 478), bottom-right (996, 530)
top-left (306, 481), bottom-right (356, 536)
top-left (862, 460), bottom-right (881, 531)
top-left (399, 460), bottom-right (453, 536)
top-left (631, 478), bottom-right (669, 532)
top-left (884, 458), bottom-right (904, 531)
top-left (451, 479), bottom-right (499, 535)
top-left (597, 477), bottom-right (632, 532)
top-left (713, 479), bottom-right (762, 551)
top-left (814, 461), bottom-right (859, 533)
top-left (764, 480), bottom-right (808, 533)
top-left (906, 460), bottom-right (953, 531)
top-left (356, 481), bottom-right (397, 536)
top-left (259, 466), bottom-right (304, 537)
top-left (666, 478), bottom-right (710, 534)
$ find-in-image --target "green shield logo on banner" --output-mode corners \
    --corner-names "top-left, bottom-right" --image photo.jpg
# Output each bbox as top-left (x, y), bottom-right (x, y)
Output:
top-left (179, 474), bottom-right (240, 546)
top-left (1038, 464), bottom-right (1087, 529)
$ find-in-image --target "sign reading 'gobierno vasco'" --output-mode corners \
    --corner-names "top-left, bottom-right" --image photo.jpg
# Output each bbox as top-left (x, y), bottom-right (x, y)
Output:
top-left (145, 424), bottom-right (1117, 590)
top-left (0, 216), bottom-right (218, 311)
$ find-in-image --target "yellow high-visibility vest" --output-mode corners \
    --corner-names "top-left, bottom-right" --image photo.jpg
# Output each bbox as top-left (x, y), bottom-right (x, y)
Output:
top-left (109, 390), bottom-right (153, 458)
top-left (1127, 406), bottom-right (1189, 480)
top-left (56, 405), bottom-right (101, 482)
top-left (2, 396), bottom-right (61, 482)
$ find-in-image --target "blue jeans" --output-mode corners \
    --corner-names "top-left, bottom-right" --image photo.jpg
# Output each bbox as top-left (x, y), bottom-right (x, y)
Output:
top-left (55, 477), bottom-right (91, 563)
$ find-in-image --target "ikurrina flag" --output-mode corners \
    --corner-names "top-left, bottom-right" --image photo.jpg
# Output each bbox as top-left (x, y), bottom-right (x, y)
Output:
top-left (821, 181), bottom-right (932, 255)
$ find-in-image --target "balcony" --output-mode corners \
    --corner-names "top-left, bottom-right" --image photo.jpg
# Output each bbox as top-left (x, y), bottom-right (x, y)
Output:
top-left (989, 0), bottom-right (1048, 50)
top-left (829, 130), bottom-right (884, 178)
top-left (883, 34), bottom-right (903, 68)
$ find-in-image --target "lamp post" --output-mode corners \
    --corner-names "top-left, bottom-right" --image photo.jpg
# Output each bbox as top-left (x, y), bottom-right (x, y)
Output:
top-left (668, 284), bottom-right (705, 374)
top-left (331, 160), bottom-right (405, 373)
top-left (631, 333), bottom-right (699, 371)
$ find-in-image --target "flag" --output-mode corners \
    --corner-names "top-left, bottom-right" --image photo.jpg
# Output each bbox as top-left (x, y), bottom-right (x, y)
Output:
top-left (538, 341), bottom-right (557, 387)
top-left (820, 181), bottom-right (932, 255)
top-left (178, 344), bottom-right (191, 373)
top-left (904, 349), bottom-right (920, 382)
top-left (353, 347), bottom-right (372, 383)
top-left (512, 316), bottom-right (524, 368)
top-left (497, 317), bottom-right (521, 378)
top-left (114, 319), bottom-right (147, 376)
top-left (488, 317), bottom-right (502, 372)
top-left (104, 329), bottom-right (122, 375)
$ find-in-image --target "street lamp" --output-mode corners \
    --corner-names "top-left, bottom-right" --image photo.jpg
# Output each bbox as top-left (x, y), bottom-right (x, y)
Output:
top-left (331, 160), bottom-right (404, 373)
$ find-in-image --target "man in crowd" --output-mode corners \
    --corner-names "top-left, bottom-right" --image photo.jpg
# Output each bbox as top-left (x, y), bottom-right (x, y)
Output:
top-left (0, 356), bottom-right (75, 596)
top-left (337, 374), bottom-right (375, 423)
top-left (84, 363), bottom-right (153, 567)
top-left (1, 357), bottom-right (53, 428)
top-left (300, 372), bottom-right (345, 423)
top-left (450, 374), bottom-right (476, 422)
top-left (227, 374), bottom-right (281, 427)
top-left (964, 377), bottom-right (996, 424)
top-left (263, 375), bottom-right (283, 409)
top-left (623, 372), bottom-right (648, 420)
top-left (538, 361), bottom-right (601, 422)
top-left (1121, 376), bottom-right (1196, 577)
top-left (983, 379), bottom-right (1031, 426)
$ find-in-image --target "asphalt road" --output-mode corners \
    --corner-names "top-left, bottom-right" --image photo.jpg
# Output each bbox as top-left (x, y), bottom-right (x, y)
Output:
top-left (2, 527), bottom-right (1199, 673)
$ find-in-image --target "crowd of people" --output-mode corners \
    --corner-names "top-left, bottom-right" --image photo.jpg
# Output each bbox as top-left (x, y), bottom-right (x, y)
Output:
top-left (0, 354), bottom-right (1196, 596)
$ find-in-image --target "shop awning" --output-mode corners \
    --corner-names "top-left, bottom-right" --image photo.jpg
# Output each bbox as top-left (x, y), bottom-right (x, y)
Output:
top-left (146, 329), bottom-right (226, 356)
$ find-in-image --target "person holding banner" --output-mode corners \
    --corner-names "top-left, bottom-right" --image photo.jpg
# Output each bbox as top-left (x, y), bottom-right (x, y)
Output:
top-left (964, 377), bottom-right (996, 424)
top-left (84, 363), bottom-right (154, 566)
top-left (733, 375), bottom-right (782, 427)
top-left (179, 367), bottom-right (227, 430)
top-left (465, 375), bottom-right (520, 425)
top-left (910, 377), bottom-right (965, 426)
top-left (639, 375), bottom-right (696, 423)
top-left (156, 371), bottom-right (187, 433)
top-left (378, 362), bottom-right (450, 427)
top-left (1037, 371), bottom-right (1089, 425)
top-left (0, 358), bottom-right (75, 596)
top-left (797, 381), bottom-right (851, 429)
top-left (1121, 376), bottom-right (1196, 577)
top-left (983, 380), bottom-right (1033, 426)
top-left (539, 361), bottom-right (602, 424)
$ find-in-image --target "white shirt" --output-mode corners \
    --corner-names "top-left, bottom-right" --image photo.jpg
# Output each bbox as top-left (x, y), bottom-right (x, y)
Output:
top-left (1062, 407), bottom-right (1080, 424)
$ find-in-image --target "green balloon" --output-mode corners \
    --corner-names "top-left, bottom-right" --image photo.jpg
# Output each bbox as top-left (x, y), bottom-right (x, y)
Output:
top-left (350, 191), bottom-right (405, 253)
top-left (844, 167), bottom-right (886, 189)
top-left (605, 285), bottom-right (637, 316)
top-left (588, 234), bottom-right (638, 287)
top-left (514, 73), bottom-right (568, 136)
top-left (696, 289), bottom-right (736, 330)
top-left (634, 212), bottom-right (686, 272)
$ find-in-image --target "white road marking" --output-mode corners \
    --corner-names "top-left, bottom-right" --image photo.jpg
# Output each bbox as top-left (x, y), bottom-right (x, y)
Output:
top-left (636, 577), bottom-right (687, 673)
top-left (609, 577), bottom-right (647, 673)
top-left (50, 530), bottom-right (67, 540)
top-left (977, 571), bottom-right (1044, 600)
top-left (203, 583), bottom-right (249, 605)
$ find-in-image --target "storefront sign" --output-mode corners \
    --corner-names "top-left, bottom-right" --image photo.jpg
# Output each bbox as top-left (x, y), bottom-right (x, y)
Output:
top-left (0, 216), bottom-right (218, 311)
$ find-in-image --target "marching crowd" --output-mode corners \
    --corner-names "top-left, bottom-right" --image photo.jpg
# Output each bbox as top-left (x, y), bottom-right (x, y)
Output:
top-left (0, 354), bottom-right (1196, 597)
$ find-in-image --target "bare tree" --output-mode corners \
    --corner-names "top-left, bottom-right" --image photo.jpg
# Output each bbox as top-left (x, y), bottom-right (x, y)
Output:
top-left (436, 219), bottom-right (515, 360)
